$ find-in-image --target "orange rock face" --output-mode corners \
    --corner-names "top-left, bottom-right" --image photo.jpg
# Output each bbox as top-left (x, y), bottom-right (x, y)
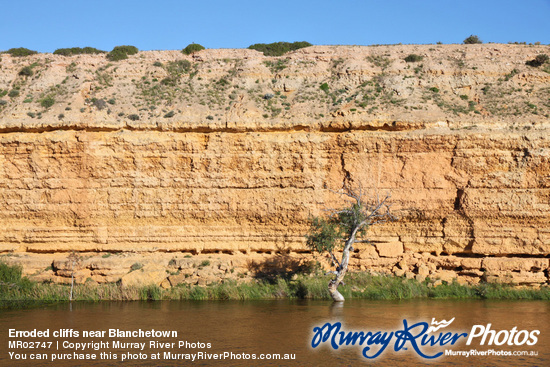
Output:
top-left (0, 45), bottom-right (549, 286)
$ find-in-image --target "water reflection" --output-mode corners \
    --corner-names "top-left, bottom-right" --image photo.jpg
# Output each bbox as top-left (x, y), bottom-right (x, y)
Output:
top-left (0, 300), bottom-right (548, 366)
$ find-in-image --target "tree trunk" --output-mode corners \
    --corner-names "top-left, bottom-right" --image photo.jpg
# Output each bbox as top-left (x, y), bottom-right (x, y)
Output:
top-left (327, 232), bottom-right (357, 302)
top-left (328, 279), bottom-right (345, 302)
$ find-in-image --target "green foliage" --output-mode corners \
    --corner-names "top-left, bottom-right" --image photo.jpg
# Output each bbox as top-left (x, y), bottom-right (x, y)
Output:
top-left (0, 262), bottom-right (24, 283)
top-left (92, 98), bottom-right (107, 110)
top-left (504, 68), bottom-right (519, 81)
top-left (163, 110), bottom-right (175, 118)
top-left (0, 100), bottom-right (7, 107)
top-left (53, 47), bottom-right (105, 56)
top-left (306, 217), bottom-right (338, 253)
top-left (306, 203), bottom-right (368, 254)
top-left (248, 41), bottom-right (312, 56)
top-left (182, 43), bottom-right (205, 55)
top-left (128, 114), bottom-right (140, 121)
top-left (5, 48), bottom-right (38, 57)
top-left (429, 87), bottom-right (440, 93)
top-left (264, 59), bottom-right (289, 73)
top-left (139, 285), bottom-right (162, 300)
top-left (463, 35), bottom-right (482, 44)
top-left (8, 89), bottom-right (19, 98)
top-left (130, 262), bottom-right (143, 271)
top-left (39, 95), bottom-right (55, 109)
top-left (320, 83), bottom-right (329, 93)
top-left (0, 262), bottom-right (34, 304)
top-left (166, 59), bottom-right (191, 75)
top-left (404, 54), bottom-right (423, 63)
top-left (153, 61), bottom-right (163, 67)
top-left (367, 55), bottom-right (392, 69)
top-left (106, 45), bottom-right (138, 61)
top-left (526, 54), bottom-right (549, 67)
top-left (216, 78), bottom-right (229, 86)
top-left (1, 264), bottom-right (549, 306)
top-left (18, 66), bottom-right (33, 76)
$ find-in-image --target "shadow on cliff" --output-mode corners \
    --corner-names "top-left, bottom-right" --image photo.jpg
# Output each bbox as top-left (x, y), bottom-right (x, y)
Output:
top-left (247, 255), bottom-right (321, 284)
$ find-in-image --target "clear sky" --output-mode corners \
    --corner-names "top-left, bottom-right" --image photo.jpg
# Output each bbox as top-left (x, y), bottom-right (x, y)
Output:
top-left (1, 0), bottom-right (549, 52)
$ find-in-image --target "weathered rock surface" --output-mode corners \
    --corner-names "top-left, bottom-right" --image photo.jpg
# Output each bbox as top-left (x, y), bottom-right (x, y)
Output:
top-left (1, 45), bottom-right (549, 286)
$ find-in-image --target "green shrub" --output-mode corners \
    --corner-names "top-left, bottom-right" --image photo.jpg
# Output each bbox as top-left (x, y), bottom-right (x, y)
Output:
top-left (429, 87), bottom-right (440, 93)
top-left (404, 54), bottom-right (423, 62)
top-left (130, 262), bottom-right (143, 271)
top-left (182, 43), bottom-right (205, 55)
top-left (18, 66), bottom-right (33, 76)
top-left (140, 285), bottom-right (162, 300)
top-left (8, 90), bottom-right (20, 98)
top-left (153, 61), bottom-right (163, 67)
top-left (106, 45), bottom-right (138, 61)
top-left (0, 100), bottom-right (7, 107)
top-left (320, 82), bottom-right (329, 92)
top-left (92, 98), bottom-right (107, 110)
top-left (6, 48), bottom-right (38, 57)
top-left (248, 41), bottom-right (312, 56)
top-left (39, 95), bottom-right (55, 108)
top-left (0, 262), bottom-right (23, 283)
top-left (463, 35), bottom-right (482, 44)
top-left (164, 111), bottom-right (175, 118)
top-left (160, 77), bottom-right (177, 86)
top-left (53, 47), bottom-right (105, 56)
top-left (166, 60), bottom-right (191, 75)
top-left (206, 115), bottom-right (214, 120)
top-left (526, 54), bottom-right (549, 67)
top-left (128, 114), bottom-right (139, 121)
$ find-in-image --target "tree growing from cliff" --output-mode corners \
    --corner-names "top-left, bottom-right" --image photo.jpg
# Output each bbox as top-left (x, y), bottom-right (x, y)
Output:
top-left (306, 184), bottom-right (394, 302)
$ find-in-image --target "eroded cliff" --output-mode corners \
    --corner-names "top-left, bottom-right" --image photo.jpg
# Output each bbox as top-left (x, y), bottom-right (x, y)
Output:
top-left (1, 45), bottom-right (549, 287)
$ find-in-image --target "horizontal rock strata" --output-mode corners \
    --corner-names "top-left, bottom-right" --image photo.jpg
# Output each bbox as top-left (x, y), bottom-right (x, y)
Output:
top-left (0, 45), bottom-right (549, 286)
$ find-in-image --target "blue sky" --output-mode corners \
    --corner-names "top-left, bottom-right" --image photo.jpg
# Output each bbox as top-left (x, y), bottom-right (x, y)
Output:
top-left (1, 0), bottom-right (549, 52)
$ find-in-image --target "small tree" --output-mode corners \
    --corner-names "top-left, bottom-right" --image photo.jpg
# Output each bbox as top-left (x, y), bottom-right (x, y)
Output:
top-left (463, 35), bottom-right (482, 44)
top-left (107, 45), bottom-right (138, 61)
top-left (526, 54), bottom-right (549, 67)
top-left (182, 43), bottom-right (205, 55)
top-left (6, 48), bottom-right (38, 57)
top-left (306, 185), bottom-right (394, 302)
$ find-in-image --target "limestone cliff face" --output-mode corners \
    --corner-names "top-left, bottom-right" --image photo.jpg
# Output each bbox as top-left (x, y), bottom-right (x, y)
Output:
top-left (0, 45), bottom-right (549, 286)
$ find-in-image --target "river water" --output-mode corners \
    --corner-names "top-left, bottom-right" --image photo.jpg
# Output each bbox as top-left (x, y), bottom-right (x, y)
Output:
top-left (0, 299), bottom-right (548, 366)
